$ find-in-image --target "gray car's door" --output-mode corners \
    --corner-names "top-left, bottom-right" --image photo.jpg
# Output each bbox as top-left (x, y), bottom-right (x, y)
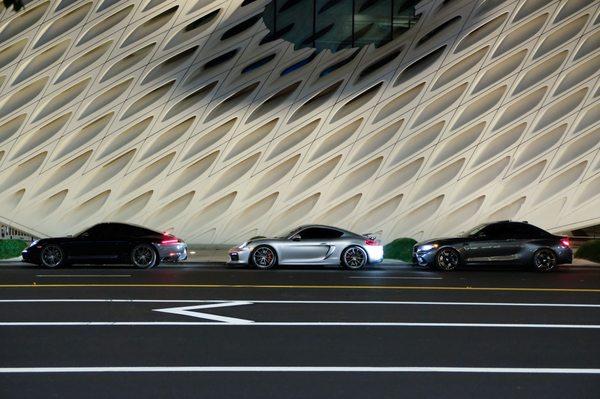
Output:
top-left (464, 223), bottom-right (521, 263)
top-left (279, 227), bottom-right (342, 263)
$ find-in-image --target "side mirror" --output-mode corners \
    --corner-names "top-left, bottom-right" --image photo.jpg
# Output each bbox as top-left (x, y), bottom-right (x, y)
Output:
top-left (291, 234), bottom-right (301, 241)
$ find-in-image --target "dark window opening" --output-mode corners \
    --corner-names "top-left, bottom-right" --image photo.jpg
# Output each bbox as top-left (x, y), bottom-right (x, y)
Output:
top-left (221, 14), bottom-right (262, 41)
top-left (281, 51), bottom-right (318, 76)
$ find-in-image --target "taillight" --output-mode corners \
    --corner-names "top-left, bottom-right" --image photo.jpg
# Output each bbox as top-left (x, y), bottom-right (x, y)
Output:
top-left (560, 237), bottom-right (570, 247)
top-left (365, 239), bottom-right (380, 246)
top-left (161, 234), bottom-right (179, 245)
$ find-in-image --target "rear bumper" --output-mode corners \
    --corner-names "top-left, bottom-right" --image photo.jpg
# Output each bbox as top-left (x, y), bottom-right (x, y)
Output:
top-left (555, 246), bottom-right (573, 264)
top-left (366, 246), bottom-right (384, 264)
top-left (155, 243), bottom-right (188, 262)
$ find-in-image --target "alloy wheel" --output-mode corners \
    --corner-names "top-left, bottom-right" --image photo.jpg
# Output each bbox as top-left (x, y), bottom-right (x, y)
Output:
top-left (132, 245), bottom-right (157, 268)
top-left (343, 246), bottom-right (367, 269)
top-left (436, 248), bottom-right (460, 271)
top-left (41, 245), bottom-right (63, 268)
top-left (252, 247), bottom-right (276, 269)
top-left (534, 249), bottom-right (557, 272)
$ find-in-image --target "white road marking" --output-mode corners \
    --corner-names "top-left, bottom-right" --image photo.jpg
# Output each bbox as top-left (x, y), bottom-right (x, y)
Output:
top-left (1, 299), bottom-right (600, 308)
top-left (35, 275), bottom-right (131, 278)
top-left (1, 321), bottom-right (599, 329)
top-left (153, 301), bottom-right (254, 324)
top-left (348, 276), bottom-right (443, 280)
top-left (0, 366), bottom-right (598, 374)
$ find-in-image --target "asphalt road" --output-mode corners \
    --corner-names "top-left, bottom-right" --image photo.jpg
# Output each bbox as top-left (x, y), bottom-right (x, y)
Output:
top-left (1, 261), bottom-right (599, 398)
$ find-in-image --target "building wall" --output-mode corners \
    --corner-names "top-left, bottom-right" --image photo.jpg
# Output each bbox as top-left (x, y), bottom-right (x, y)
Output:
top-left (0, 0), bottom-right (598, 244)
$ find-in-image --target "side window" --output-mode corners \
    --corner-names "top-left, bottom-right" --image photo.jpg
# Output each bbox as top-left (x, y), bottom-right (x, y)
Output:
top-left (86, 224), bottom-right (111, 239)
top-left (516, 223), bottom-right (549, 239)
top-left (480, 223), bottom-right (510, 239)
top-left (299, 228), bottom-right (344, 240)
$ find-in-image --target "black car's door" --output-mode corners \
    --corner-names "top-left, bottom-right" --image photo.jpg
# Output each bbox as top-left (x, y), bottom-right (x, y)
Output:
top-left (464, 223), bottom-right (521, 263)
top-left (65, 224), bottom-right (127, 263)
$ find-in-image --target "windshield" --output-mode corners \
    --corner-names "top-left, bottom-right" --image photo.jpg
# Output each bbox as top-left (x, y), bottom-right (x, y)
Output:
top-left (74, 227), bottom-right (91, 237)
top-left (281, 226), bottom-right (304, 239)
top-left (460, 223), bottom-right (488, 237)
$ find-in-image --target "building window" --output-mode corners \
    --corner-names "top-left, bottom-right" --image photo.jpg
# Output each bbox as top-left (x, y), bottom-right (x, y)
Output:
top-left (263, 0), bottom-right (419, 51)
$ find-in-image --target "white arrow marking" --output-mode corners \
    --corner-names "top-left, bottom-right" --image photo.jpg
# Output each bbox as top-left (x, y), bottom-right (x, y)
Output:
top-left (153, 301), bottom-right (254, 324)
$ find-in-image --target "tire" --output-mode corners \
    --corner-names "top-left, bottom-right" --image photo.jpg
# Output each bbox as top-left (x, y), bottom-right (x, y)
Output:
top-left (532, 248), bottom-right (557, 272)
top-left (250, 246), bottom-right (277, 269)
top-left (341, 246), bottom-right (368, 270)
top-left (40, 245), bottom-right (65, 268)
top-left (435, 247), bottom-right (461, 271)
top-left (131, 244), bottom-right (159, 269)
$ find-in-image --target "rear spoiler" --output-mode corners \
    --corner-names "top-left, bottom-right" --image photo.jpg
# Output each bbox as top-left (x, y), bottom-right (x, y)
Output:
top-left (362, 232), bottom-right (377, 240)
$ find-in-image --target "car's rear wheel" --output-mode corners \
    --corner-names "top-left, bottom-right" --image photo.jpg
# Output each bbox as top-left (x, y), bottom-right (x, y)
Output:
top-left (251, 246), bottom-right (277, 269)
top-left (341, 246), bottom-right (368, 270)
top-left (131, 244), bottom-right (159, 269)
top-left (532, 248), bottom-right (557, 272)
top-left (435, 248), bottom-right (461, 271)
top-left (40, 245), bottom-right (65, 268)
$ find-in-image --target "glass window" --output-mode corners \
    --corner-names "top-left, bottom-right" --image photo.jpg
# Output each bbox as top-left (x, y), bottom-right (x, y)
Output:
top-left (479, 223), bottom-right (509, 239)
top-left (513, 223), bottom-right (550, 239)
top-left (299, 227), bottom-right (345, 239)
top-left (355, 0), bottom-right (392, 48)
top-left (80, 224), bottom-right (112, 239)
top-left (263, 0), bottom-right (419, 52)
top-left (316, 0), bottom-right (353, 51)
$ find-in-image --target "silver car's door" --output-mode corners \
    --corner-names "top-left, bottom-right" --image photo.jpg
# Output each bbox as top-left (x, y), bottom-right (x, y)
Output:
top-left (279, 227), bottom-right (339, 263)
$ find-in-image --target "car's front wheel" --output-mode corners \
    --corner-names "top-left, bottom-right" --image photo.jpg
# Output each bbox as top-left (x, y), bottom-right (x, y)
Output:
top-left (40, 245), bottom-right (65, 268)
top-left (435, 247), bottom-right (461, 271)
top-left (532, 248), bottom-right (557, 272)
top-left (131, 244), bottom-right (159, 269)
top-left (251, 246), bottom-right (277, 269)
top-left (341, 246), bottom-right (368, 270)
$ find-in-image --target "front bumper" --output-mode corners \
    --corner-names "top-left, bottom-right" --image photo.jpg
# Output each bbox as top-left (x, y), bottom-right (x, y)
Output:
top-left (413, 247), bottom-right (436, 266)
top-left (227, 247), bottom-right (251, 265)
top-left (21, 247), bottom-right (41, 264)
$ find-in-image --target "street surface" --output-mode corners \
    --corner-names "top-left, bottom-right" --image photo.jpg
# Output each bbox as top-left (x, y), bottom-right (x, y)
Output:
top-left (1, 261), bottom-right (599, 398)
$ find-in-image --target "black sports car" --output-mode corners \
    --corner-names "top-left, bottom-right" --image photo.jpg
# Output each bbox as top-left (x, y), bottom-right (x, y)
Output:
top-left (413, 221), bottom-right (572, 272)
top-left (22, 223), bottom-right (187, 268)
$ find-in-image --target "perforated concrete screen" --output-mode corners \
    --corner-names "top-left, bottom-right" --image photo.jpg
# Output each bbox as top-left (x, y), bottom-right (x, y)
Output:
top-left (0, 0), bottom-right (598, 244)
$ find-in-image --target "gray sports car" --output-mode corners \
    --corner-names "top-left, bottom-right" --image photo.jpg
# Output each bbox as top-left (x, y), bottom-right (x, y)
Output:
top-left (228, 225), bottom-right (384, 269)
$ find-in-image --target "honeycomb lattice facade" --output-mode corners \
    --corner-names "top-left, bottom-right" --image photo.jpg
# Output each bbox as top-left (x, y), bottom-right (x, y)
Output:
top-left (0, 0), bottom-right (598, 244)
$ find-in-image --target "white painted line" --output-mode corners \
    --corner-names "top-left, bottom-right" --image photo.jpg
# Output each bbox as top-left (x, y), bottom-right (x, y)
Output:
top-left (153, 301), bottom-right (254, 324)
top-left (1, 299), bottom-right (600, 308)
top-left (0, 321), bottom-right (599, 329)
top-left (348, 276), bottom-right (443, 280)
top-left (35, 275), bottom-right (131, 278)
top-left (0, 366), bottom-right (599, 374)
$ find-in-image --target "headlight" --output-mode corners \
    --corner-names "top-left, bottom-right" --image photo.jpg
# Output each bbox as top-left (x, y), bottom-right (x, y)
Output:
top-left (419, 244), bottom-right (439, 251)
top-left (238, 242), bottom-right (248, 249)
top-left (29, 240), bottom-right (40, 248)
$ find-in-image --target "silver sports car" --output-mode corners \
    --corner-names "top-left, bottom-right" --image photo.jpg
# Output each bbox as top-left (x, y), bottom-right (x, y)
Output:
top-left (227, 225), bottom-right (384, 269)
